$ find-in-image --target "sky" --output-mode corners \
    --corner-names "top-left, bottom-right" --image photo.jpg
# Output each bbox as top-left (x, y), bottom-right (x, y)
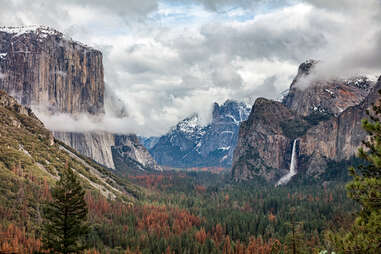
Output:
top-left (1, 0), bottom-right (381, 136)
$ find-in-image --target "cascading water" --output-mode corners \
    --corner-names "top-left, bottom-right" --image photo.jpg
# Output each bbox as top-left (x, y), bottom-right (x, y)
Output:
top-left (276, 139), bottom-right (298, 186)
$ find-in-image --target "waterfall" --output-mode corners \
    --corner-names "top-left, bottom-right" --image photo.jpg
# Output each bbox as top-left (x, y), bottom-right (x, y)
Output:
top-left (276, 139), bottom-right (298, 186)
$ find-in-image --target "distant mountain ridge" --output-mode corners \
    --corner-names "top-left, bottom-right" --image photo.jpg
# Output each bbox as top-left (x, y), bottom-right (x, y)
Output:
top-left (146, 100), bottom-right (251, 168)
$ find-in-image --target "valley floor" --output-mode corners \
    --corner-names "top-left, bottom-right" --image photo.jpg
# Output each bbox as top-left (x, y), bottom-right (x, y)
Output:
top-left (0, 168), bottom-right (357, 254)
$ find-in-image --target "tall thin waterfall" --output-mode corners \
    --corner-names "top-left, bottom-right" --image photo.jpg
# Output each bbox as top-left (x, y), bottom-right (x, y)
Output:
top-left (276, 139), bottom-right (298, 186)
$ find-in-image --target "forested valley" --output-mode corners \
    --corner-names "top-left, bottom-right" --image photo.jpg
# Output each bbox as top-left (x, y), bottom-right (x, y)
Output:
top-left (0, 164), bottom-right (361, 253)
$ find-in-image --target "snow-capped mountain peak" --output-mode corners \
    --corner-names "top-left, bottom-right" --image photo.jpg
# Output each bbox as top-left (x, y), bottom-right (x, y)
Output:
top-left (146, 100), bottom-right (251, 168)
top-left (177, 113), bottom-right (202, 134)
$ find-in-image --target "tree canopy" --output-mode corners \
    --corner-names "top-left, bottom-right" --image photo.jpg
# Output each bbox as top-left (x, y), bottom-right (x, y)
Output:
top-left (42, 166), bottom-right (89, 254)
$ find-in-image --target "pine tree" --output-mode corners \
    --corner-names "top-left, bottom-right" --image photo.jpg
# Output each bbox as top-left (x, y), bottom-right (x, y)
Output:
top-left (327, 92), bottom-right (381, 253)
top-left (285, 208), bottom-right (306, 254)
top-left (42, 167), bottom-right (89, 253)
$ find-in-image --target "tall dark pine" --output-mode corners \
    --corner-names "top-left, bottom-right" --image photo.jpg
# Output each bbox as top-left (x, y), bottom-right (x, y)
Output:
top-left (42, 167), bottom-right (89, 253)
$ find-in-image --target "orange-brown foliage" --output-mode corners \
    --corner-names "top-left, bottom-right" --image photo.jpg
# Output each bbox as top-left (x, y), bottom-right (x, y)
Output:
top-left (136, 205), bottom-right (201, 237)
top-left (195, 227), bottom-right (207, 244)
top-left (268, 212), bottom-right (276, 222)
top-left (0, 224), bottom-right (42, 254)
top-left (245, 237), bottom-right (283, 254)
top-left (195, 185), bottom-right (206, 193)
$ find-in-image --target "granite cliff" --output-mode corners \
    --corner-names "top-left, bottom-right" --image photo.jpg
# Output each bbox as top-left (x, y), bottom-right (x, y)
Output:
top-left (232, 60), bottom-right (379, 183)
top-left (0, 26), bottom-right (160, 172)
top-left (0, 26), bottom-right (104, 114)
top-left (283, 60), bottom-right (373, 117)
top-left (0, 26), bottom-right (113, 167)
top-left (54, 131), bottom-right (116, 169)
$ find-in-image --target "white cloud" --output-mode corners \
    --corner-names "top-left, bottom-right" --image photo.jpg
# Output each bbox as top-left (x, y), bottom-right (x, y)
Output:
top-left (0, 0), bottom-right (380, 136)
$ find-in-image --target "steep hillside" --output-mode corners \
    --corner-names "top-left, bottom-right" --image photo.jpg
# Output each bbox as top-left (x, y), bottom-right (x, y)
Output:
top-left (232, 60), bottom-right (380, 183)
top-left (148, 100), bottom-right (250, 168)
top-left (139, 136), bottom-right (160, 150)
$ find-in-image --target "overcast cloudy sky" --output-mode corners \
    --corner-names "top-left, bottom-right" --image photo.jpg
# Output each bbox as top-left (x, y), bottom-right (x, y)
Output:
top-left (1, 0), bottom-right (381, 136)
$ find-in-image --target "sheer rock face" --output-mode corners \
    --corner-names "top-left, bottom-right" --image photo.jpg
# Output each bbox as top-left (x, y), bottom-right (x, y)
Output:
top-left (54, 131), bottom-right (115, 169)
top-left (0, 26), bottom-right (112, 167)
top-left (0, 26), bottom-right (104, 114)
top-left (232, 98), bottom-right (295, 181)
top-left (232, 60), bottom-right (380, 182)
top-left (53, 131), bottom-right (117, 169)
top-left (0, 26), bottom-right (160, 171)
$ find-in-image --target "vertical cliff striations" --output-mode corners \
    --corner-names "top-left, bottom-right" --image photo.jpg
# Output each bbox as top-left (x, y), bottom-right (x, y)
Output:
top-left (0, 26), bottom-right (160, 171)
top-left (0, 26), bottom-right (104, 114)
top-left (0, 26), bottom-right (115, 167)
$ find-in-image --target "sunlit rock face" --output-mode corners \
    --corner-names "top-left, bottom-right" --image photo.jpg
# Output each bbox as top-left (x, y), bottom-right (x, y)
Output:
top-left (232, 60), bottom-right (380, 183)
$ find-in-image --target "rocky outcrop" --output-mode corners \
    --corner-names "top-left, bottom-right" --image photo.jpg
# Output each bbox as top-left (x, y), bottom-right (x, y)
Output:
top-left (54, 131), bottom-right (115, 169)
top-left (148, 100), bottom-right (250, 168)
top-left (0, 90), bottom-right (37, 118)
top-left (300, 79), bottom-right (381, 161)
top-left (112, 135), bottom-right (162, 175)
top-left (0, 90), bottom-right (52, 143)
top-left (232, 98), bottom-right (297, 181)
top-left (283, 60), bottom-right (374, 117)
top-left (232, 60), bottom-right (380, 182)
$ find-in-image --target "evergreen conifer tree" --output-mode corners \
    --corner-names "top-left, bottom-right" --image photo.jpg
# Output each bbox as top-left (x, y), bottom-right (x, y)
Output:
top-left (42, 166), bottom-right (89, 253)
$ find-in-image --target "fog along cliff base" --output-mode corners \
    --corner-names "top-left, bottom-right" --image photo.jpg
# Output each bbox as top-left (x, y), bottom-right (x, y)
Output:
top-left (0, 26), bottom-right (161, 173)
top-left (0, 26), bottom-right (379, 253)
